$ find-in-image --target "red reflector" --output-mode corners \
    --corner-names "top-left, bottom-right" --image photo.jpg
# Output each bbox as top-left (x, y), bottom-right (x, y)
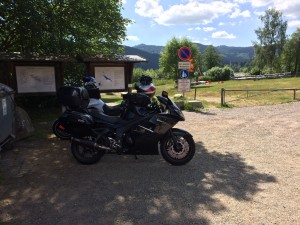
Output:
top-left (58, 125), bottom-right (65, 130)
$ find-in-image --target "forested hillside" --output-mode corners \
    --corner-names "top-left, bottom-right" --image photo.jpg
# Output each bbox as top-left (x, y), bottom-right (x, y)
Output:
top-left (124, 44), bottom-right (254, 70)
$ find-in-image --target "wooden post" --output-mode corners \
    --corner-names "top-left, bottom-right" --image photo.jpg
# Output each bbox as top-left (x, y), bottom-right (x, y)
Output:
top-left (221, 88), bottom-right (225, 106)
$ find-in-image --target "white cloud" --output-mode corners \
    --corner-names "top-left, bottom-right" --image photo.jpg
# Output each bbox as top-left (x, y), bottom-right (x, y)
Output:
top-left (233, 0), bottom-right (248, 3)
top-left (135, 0), bottom-right (164, 18)
top-left (251, 0), bottom-right (273, 8)
top-left (240, 10), bottom-right (251, 17)
top-left (135, 1), bottom-right (237, 26)
top-left (218, 21), bottom-right (237, 26)
top-left (203, 27), bottom-right (216, 32)
top-left (187, 27), bottom-right (201, 31)
top-left (126, 35), bottom-right (139, 41)
top-left (273, 0), bottom-right (300, 19)
top-left (230, 8), bottom-right (240, 18)
top-left (288, 20), bottom-right (300, 27)
top-left (248, 0), bottom-right (300, 19)
top-left (212, 31), bottom-right (236, 39)
top-left (230, 8), bottom-right (250, 18)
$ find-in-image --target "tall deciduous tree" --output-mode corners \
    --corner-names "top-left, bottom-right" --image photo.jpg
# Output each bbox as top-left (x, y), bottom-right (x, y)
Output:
top-left (254, 8), bottom-right (287, 74)
top-left (203, 45), bottom-right (222, 70)
top-left (159, 37), bottom-right (200, 80)
top-left (0, 0), bottom-right (130, 55)
top-left (281, 28), bottom-right (300, 74)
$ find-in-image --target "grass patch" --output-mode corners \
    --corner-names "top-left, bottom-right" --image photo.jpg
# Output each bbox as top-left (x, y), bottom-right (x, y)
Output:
top-left (100, 94), bottom-right (123, 104)
top-left (99, 77), bottom-right (300, 109)
top-left (156, 77), bottom-right (300, 107)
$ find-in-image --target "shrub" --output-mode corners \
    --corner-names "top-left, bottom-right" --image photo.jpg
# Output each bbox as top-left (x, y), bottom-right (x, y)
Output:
top-left (222, 66), bottom-right (233, 80)
top-left (199, 75), bottom-right (212, 81)
top-left (250, 66), bottom-right (261, 75)
top-left (133, 68), bottom-right (168, 82)
top-left (204, 66), bottom-right (232, 81)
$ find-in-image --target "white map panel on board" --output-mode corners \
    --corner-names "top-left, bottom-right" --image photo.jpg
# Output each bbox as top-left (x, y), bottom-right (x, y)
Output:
top-left (16, 66), bottom-right (56, 93)
top-left (94, 67), bottom-right (125, 90)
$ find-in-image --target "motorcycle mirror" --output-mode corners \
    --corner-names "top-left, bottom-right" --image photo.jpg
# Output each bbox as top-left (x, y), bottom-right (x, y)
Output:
top-left (162, 91), bottom-right (168, 98)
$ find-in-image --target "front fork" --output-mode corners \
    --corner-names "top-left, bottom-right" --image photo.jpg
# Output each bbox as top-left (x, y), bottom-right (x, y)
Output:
top-left (168, 129), bottom-right (181, 152)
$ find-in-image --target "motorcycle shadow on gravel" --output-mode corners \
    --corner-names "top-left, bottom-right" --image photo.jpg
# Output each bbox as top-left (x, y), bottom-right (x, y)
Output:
top-left (0, 139), bottom-right (277, 225)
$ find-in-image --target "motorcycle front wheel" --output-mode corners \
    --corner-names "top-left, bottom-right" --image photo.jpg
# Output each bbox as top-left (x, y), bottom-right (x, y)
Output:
top-left (71, 137), bottom-right (105, 164)
top-left (160, 132), bottom-right (195, 166)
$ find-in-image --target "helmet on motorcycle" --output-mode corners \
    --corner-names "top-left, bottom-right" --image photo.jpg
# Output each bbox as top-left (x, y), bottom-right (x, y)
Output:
top-left (84, 75), bottom-right (95, 83)
top-left (135, 82), bottom-right (156, 98)
top-left (140, 75), bottom-right (152, 86)
top-left (84, 76), bottom-right (97, 87)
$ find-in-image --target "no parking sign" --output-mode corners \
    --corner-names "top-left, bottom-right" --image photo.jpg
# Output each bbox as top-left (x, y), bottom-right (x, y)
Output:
top-left (178, 46), bottom-right (192, 61)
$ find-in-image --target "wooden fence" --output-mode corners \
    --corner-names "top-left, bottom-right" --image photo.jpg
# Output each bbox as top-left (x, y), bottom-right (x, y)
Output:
top-left (221, 88), bottom-right (300, 106)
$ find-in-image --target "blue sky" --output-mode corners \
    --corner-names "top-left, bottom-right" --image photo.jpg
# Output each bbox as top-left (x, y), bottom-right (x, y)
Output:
top-left (121, 0), bottom-right (300, 47)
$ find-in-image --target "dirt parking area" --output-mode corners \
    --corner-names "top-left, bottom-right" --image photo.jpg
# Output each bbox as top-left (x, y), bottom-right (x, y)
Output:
top-left (0, 102), bottom-right (300, 225)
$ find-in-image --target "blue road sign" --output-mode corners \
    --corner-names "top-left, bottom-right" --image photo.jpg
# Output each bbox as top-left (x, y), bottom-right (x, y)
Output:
top-left (180, 70), bottom-right (189, 79)
top-left (178, 46), bottom-right (192, 61)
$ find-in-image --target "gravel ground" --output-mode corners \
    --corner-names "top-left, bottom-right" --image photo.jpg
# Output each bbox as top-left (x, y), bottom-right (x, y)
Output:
top-left (0, 102), bottom-right (300, 225)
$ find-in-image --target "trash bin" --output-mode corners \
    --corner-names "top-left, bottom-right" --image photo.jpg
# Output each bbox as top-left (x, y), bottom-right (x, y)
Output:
top-left (0, 83), bottom-right (15, 151)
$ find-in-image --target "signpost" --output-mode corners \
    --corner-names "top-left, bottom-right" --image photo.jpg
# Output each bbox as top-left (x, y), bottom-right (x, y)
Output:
top-left (178, 46), bottom-right (192, 95)
top-left (178, 61), bottom-right (191, 70)
top-left (178, 79), bottom-right (191, 92)
top-left (179, 70), bottom-right (189, 79)
top-left (178, 46), bottom-right (192, 61)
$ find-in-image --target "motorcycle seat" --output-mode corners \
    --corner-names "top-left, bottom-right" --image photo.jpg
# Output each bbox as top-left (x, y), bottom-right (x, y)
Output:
top-left (103, 104), bottom-right (123, 116)
top-left (88, 108), bottom-right (126, 125)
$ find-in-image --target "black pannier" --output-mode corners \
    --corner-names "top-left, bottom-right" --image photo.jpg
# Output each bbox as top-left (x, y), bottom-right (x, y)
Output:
top-left (57, 86), bottom-right (89, 109)
top-left (58, 111), bottom-right (94, 137)
top-left (123, 93), bottom-right (151, 107)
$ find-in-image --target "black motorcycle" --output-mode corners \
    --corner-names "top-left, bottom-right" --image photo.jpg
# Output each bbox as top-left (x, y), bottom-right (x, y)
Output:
top-left (53, 86), bottom-right (195, 166)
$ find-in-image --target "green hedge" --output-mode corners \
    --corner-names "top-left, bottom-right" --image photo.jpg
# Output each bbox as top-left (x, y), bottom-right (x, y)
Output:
top-left (203, 66), bottom-right (233, 81)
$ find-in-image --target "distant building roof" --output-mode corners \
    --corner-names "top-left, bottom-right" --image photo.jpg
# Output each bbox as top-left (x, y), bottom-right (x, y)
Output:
top-left (77, 54), bottom-right (147, 63)
top-left (0, 52), bottom-right (75, 62)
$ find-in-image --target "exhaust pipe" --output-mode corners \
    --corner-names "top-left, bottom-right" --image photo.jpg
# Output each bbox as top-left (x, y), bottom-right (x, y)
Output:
top-left (71, 137), bottom-right (111, 152)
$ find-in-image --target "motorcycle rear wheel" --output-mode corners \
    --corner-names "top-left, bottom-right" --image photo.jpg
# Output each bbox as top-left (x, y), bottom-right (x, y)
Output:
top-left (52, 120), bottom-right (71, 140)
top-left (160, 133), bottom-right (195, 166)
top-left (71, 138), bottom-right (105, 164)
